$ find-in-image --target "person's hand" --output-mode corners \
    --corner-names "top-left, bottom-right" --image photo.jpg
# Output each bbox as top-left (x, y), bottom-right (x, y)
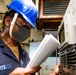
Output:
top-left (50, 63), bottom-right (60, 75)
top-left (9, 66), bottom-right (41, 75)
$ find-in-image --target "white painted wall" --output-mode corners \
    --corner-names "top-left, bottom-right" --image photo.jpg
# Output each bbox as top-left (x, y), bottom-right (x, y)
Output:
top-left (30, 28), bottom-right (43, 42)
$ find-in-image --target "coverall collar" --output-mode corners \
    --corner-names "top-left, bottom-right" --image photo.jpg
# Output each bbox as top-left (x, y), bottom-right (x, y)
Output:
top-left (0, 38), bottom-right (20, 63)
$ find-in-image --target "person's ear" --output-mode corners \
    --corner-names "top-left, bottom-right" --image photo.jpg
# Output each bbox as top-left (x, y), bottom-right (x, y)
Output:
top-left (5, 16), bottom-right (12, 26)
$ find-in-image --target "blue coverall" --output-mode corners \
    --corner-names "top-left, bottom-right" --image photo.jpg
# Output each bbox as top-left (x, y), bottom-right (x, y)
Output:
top-left (0, 38), bottom-right (30, 75)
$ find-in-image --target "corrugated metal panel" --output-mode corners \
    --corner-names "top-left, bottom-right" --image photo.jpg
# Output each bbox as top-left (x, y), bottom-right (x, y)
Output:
top-left (43, 0), bottom-right (70, 15)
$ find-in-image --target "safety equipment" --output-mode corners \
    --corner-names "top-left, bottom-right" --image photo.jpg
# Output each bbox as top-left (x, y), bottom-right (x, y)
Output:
top-left (9, 13), bottom-right (18, 38)
top-left (7, 0), bottom-right (38, 28)
top-left (12, 23), bottom-right (30, 42)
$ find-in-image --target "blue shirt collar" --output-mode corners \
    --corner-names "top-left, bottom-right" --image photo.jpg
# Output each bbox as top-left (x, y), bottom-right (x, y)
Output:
top-left (0, 38), bottom-right (30, 67)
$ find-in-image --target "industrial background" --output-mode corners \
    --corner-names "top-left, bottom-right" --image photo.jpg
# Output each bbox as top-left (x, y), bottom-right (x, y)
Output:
top-left (0, 0), bottom-right (76, 75)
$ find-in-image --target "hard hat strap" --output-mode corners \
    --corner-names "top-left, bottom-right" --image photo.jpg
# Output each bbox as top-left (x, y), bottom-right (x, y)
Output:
top-left (9, 13), bottom-right (18, 38)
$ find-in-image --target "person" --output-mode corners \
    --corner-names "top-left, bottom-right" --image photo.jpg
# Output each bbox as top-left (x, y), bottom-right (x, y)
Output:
top-left (0, 0), bottom-right (40, 75)
top-left (0, 0), bottom-right (60, 75)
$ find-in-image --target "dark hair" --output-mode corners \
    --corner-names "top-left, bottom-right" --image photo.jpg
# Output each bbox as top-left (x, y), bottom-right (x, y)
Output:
top-left (3, 9), bottom-right (16, 27)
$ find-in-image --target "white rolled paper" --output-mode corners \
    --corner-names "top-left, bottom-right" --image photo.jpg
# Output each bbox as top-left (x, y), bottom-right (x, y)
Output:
top-left (26, 34), bottom-right (60, 69)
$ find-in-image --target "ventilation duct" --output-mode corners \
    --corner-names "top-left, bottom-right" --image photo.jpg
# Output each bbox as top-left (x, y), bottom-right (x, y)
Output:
top-left (43, 0), bottom-right (70, 15)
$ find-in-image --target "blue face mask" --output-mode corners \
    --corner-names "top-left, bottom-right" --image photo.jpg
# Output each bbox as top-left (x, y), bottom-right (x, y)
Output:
top-left (12, 23), bottom-right (30, 42)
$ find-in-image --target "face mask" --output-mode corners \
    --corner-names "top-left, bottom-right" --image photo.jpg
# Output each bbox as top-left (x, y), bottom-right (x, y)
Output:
top-left (12, 23), bottom-right (30, 42)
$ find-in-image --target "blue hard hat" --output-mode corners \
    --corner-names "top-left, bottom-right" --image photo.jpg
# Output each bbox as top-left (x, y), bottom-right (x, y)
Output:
top-left (7, 0), bottom-right (38, 28)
